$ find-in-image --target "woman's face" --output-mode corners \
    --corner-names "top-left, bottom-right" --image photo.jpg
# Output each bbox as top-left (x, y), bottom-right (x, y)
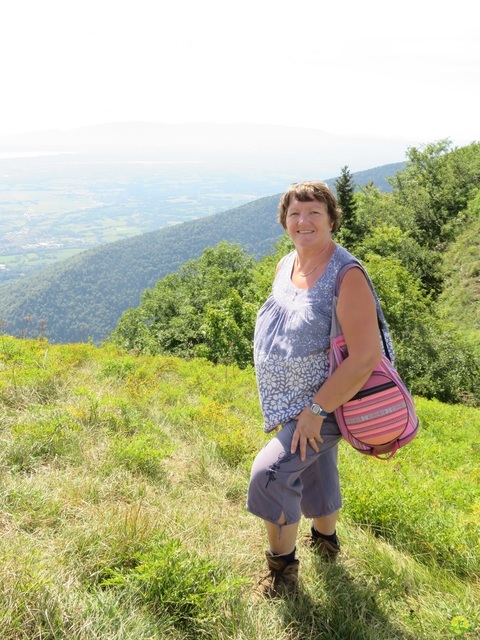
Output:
top-left (285, 198), bottom-right (333, 250)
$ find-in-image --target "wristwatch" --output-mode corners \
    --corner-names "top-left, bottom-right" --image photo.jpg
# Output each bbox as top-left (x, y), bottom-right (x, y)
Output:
top-left (310, 402), bottom-right (328, 417)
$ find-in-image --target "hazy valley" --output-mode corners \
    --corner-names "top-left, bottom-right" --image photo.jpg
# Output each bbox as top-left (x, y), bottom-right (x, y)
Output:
top-left (0, 122), bottom-right (408, 283)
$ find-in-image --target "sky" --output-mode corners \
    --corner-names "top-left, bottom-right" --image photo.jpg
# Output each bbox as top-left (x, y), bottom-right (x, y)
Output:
top-left (0, 0), bottom-right (479, 147)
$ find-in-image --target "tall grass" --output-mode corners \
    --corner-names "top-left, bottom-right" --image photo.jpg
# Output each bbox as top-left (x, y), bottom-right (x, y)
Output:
top-left (0, 335), bottom-right (478, 639)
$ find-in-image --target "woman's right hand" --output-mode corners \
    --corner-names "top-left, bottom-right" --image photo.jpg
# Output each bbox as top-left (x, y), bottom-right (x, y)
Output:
top-left (290, 408), bottom-right (325, 461)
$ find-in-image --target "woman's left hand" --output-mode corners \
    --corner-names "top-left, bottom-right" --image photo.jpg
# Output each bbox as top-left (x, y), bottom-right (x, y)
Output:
top-left (290, 407), bottom-right (324, 461)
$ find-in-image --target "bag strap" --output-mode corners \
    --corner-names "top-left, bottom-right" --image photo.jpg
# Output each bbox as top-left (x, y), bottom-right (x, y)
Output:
top-left (332, 263), bottom-right (393, 361)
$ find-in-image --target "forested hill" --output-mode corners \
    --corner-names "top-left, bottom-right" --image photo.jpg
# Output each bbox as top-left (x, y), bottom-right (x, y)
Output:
top-left (0, 162), bottom-right (404, 345)
top-left (0, 195), bottom-right (284, 343)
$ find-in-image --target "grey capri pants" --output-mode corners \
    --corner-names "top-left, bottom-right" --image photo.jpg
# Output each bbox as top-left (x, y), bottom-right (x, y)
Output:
top-left (246, 417), bottom-right (342, 527)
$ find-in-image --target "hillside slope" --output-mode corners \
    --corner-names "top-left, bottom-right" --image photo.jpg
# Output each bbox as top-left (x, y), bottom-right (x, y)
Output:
top-left (0, 195), bottom-right (283, 343)
top-left (438, 198), bottom-right (480, 341)
top-left (0, 336), bottom-right (478, 639)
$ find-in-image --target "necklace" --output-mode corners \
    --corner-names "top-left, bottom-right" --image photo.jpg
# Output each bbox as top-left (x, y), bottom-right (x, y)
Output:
top-left (295, 242), bottom-right (331, 277)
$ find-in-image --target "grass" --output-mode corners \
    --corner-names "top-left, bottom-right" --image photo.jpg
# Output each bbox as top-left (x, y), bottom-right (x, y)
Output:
top-left (0, 334), bottom-right (478, 639)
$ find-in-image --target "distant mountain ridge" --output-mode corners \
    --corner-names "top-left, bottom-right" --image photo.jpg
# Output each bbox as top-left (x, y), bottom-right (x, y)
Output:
top-left (0, 123), bottom-right (412, 176)
top-left (0, 163), bottom-right (404, 344)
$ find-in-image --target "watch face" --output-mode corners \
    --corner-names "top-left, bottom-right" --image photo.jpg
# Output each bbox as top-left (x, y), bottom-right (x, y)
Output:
top-left (311, 403), bottom-right (327, 416)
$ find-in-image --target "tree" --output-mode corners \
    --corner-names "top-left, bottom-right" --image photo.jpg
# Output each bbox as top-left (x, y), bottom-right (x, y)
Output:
top-left (110, 242), bottom-right (257, 366)
top-left (202, 291), bottom-right (257, 368)
top-left (390, 139), bottom-right (480, 249)
top-left (386, 140), bottom-right (480, 295)
top-left (335, 165), bottom-right (359, 245)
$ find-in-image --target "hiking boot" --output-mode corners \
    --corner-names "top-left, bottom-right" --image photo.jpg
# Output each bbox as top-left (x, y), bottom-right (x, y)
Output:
top-left (309, 534), bottom-right (341, 562)
top-left (256, 551), bottom-right (299, 598)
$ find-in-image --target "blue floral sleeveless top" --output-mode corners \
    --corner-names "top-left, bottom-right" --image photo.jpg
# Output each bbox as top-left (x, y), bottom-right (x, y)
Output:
top-left (254, 244), bottom-right (393, 433)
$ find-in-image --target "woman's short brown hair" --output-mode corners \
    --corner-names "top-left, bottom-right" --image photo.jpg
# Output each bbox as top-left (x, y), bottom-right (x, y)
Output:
top-left (278, 181), bottom-right (342, 232)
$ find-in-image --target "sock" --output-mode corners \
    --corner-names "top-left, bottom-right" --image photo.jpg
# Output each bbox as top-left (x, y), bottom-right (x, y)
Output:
top-left (270, 547), bottom-right (297, 563)
top-left (311, 526), bottom-right (338, 545)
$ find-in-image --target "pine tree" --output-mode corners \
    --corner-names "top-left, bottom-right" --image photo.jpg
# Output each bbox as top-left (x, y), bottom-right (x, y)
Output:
top-left (335, 165), bottom-right (358, 244)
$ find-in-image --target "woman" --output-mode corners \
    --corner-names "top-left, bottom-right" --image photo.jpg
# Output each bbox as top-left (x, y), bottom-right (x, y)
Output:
top-left (246, 181), bottom-right (389, 598)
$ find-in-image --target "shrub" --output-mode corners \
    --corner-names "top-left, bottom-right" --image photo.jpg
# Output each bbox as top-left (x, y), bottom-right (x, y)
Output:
top-left (2, 414), bottom-right (82, 472)
top-left (102, 533), bottom-right (244, 635)
top-left (109, 430), bottom-right (174, 480)
top-left (395, 321), bottom-right (480, 405)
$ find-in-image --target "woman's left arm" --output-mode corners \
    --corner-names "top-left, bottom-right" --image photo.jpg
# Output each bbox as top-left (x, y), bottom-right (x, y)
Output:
top-left (291, 267), bottom-right (383, 459)
top-left (330, 266), bottom-right (384, 398)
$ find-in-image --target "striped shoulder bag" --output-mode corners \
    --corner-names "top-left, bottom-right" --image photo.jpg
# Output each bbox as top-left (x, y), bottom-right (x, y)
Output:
top-left (329, 264), bottom-right (419, 459)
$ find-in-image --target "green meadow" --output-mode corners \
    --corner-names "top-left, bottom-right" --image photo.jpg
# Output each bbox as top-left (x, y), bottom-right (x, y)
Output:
top-left (0, 336), bottom-right (478, 639)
